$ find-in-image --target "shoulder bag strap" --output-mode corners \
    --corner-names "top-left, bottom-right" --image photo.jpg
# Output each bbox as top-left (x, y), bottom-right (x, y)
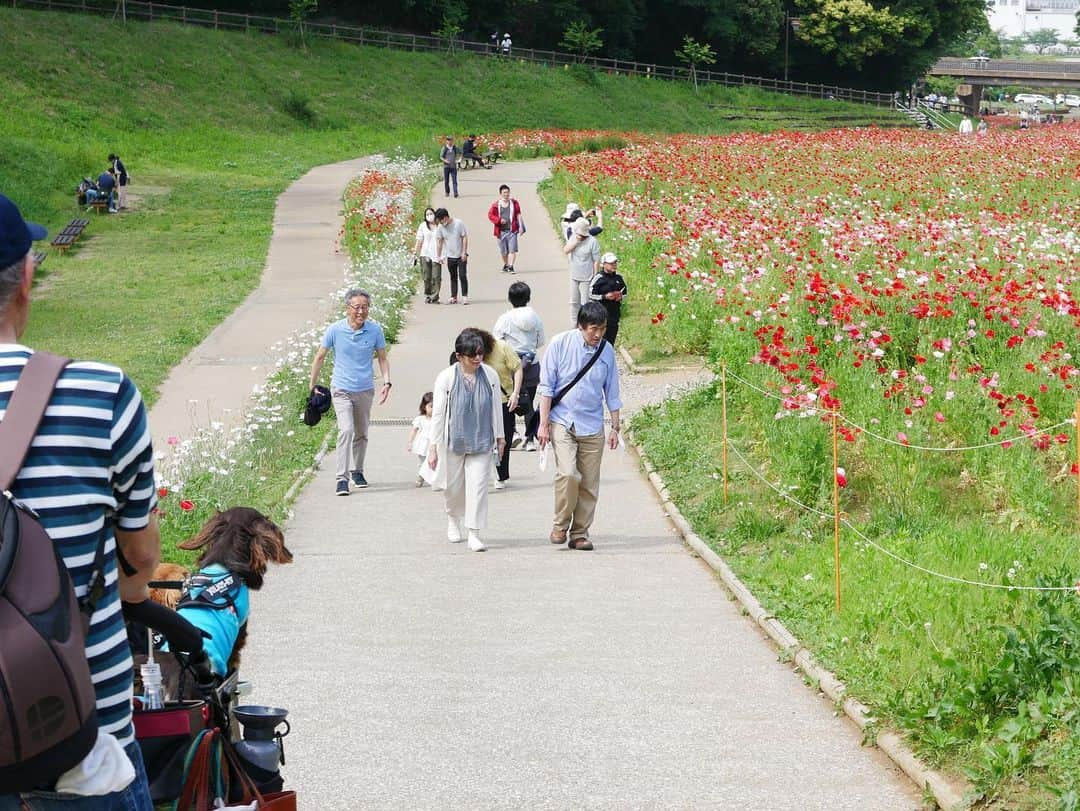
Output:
top-left (550, 340), bottom-right (607, 410)
top-left (0, 350), bottom-right (70, 492)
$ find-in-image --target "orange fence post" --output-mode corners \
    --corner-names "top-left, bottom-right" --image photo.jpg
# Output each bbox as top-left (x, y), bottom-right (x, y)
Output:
top-left (832, 411), bottom-right (841, 612)
top-left (721, 363), bottom-right (728, 505)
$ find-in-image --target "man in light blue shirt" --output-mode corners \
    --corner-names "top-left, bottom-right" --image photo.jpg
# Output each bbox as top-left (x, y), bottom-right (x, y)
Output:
top-left (309, 288), bottom-right (391, 495)
top-left (537, 302), bottom-right (622, 551)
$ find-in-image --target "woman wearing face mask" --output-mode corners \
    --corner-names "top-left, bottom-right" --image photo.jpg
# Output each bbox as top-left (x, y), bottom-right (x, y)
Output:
top-left (413, 207), bottom-right (442, 303)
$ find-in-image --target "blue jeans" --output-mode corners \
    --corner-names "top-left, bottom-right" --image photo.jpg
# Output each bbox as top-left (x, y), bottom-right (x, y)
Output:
top-left (0, 742), bottom-right (152, 811)
top-left (442, 165), bottom-right (458, 195)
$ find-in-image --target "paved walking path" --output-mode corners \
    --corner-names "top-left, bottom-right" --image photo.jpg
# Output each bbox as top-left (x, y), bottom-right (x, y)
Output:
top-left (148, 156), bottom-right (371, 454)
top-left (236, 160), bottom-right (920, 808)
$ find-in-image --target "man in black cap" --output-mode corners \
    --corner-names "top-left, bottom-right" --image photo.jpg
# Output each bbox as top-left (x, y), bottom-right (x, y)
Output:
top-left (0, 193), bottom-right (160, 807)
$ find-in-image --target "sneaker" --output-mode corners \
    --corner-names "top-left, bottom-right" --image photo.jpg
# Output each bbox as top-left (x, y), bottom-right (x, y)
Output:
top-left (508, 266), bottom-right (516, 274)
top-left (524, 439), bottom-right (538, 452)
top-left (501, 265), bottom-right (509, 273)
top-left (415, 475), bottom-right (425, 488)
top-left (448, 297), bottom-right (458, 304)
top-left (335, 480), bottom-right (350, 496)
top-left (493, 479), bottom-right (506, 491)
top-left (467, 531), bottom-right (486, 552)
top-left (511, 436), bottom-right (524, 449)
top-left (447, 518), bottom-right (465, 543)
top-left (351, 471), bottom-right (369, 488)
top-left (461, 296), bottom-right (469, 305)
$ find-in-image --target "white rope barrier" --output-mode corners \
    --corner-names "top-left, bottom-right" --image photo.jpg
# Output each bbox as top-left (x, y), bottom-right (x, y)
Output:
top-left (723, 367), bottom-right (1076, 453)
top-left (725, 439), bottom-right (1077, 592)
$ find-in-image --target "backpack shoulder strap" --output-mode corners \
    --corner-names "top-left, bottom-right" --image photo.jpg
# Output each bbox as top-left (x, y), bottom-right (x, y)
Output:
top-left (0, 351), bottom-right (70, 491)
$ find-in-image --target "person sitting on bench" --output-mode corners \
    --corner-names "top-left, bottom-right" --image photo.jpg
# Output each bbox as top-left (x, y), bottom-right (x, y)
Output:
top-left (462, 135), bottom-right (490, 169)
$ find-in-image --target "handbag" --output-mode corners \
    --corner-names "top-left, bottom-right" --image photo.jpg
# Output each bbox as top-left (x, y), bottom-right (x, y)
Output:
top-left (549, 340), bottom-right (607, 409)
top-left (221, 734), bottom-right (297, 811)
top-left (176, 729), bottom-right (297, 811)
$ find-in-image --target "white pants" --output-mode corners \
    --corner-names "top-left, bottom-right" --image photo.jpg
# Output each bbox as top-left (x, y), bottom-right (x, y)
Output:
top-left (442, 449), bottom-right (493, 530)
top-left (570, 278), bottom-right (592, 326)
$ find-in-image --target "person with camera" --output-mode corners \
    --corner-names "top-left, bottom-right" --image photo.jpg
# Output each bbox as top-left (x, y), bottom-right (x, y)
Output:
top-left (563, 217), bottom-right (600, 326)
top-left (487, 184), bottom-right (524, 275)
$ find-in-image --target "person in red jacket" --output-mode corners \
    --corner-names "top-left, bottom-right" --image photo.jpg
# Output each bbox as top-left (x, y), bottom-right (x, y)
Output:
top-left (487, 184), bottom-right (525, 275)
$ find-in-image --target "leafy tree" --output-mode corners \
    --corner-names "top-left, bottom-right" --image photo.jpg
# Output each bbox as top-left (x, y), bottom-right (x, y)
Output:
top-left (1023, 27), bottom-right (1059, 54)
top-left (675, 35), bottom-right (717, 91)
top-left (945, 16), bottom-right (1003, 58)
top-left (432, 2), bottom-right (466, 53)
top-left (288, 0), bottom-right (317, 49)
top-left (797, 0), bottom-right (913, 69)
top-left (560, 20), bottom-right (605, 62)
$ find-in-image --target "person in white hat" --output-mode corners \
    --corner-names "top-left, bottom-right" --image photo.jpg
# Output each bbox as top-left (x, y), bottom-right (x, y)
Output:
top-left (562, 217), bottom-right (600, 326)
top-left (589, 251), bottom-right (628, 345)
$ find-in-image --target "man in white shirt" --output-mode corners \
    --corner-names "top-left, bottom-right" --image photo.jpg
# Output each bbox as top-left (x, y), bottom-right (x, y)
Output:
top-left (563, 217), bottom-right (600, 326)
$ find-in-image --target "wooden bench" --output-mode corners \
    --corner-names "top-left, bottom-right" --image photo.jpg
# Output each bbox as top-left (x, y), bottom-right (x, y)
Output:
top-left (32, 251), bottom-right (46, 267)
top-left (458, 150), bottom-right (501, 170)
top-left (89, 197), bottom-right (111, 213)
top-left (50, 218), bottom-right (89, 254)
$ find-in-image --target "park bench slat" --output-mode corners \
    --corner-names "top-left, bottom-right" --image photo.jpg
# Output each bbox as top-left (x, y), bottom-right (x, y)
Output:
top-left (32, 252), bottom-right (46, 267)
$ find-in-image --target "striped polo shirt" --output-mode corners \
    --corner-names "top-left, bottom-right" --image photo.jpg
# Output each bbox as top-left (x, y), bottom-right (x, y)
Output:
top-left (0, 344), bottom-right (157, 749)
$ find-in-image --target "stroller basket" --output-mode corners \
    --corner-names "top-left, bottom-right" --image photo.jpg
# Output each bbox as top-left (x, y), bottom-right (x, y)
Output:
top-left (134, 700), bottom-right (210, 803)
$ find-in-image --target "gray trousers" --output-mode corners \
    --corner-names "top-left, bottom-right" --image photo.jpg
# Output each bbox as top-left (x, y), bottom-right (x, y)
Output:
top-left (332, 388), bottom-right (374, 480)
top-left (570, 278), bottom-right (592, 326)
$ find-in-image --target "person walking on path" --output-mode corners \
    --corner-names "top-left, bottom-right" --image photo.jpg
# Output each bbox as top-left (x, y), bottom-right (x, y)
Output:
top-left (0, 194), bottom-right (161, 809)
top-left (472, 328), bottom-right (521, 490)
top-left (435, 207), bottom-right (470, 305)
top-left (440, 135), bottom-right (460, 198)
top-left (493, 281), bottom-right (545, 451)
top-left (487, 184), bottom-right (525, 274)
top-left (589, 251), bottom-right (628, 345)
top-left (109, 152), bottom-right (129, 210)
top-left (309, 288), bottom-right (391, 495)
top-left (537, 302), bottom-right (622, 551)
top-left (413, 206), bottom-right (442, 303)
top-left (563, 217), bottom-right (600, 326)
top-left (406, 392), bottom-right (434, 487)
top-left (500, 33), bottom-right (512, 55)
top-left (427, 329), bottom-right (505, 552)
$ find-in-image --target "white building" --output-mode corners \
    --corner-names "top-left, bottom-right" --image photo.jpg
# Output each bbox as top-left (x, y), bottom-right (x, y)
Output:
top-left (987, 0), bottom-right (1079, 40)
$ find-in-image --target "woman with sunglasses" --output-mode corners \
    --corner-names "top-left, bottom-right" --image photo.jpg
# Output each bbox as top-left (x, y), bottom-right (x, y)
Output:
top-left (427, 329), bottom-right (505, 551)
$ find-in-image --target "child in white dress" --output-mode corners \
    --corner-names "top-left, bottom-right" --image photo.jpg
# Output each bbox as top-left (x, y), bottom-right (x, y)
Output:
top-left (407, 392), bottom-right (434, 487)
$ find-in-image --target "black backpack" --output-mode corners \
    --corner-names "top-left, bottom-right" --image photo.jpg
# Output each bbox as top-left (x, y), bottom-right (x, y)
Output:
top-left (0, 351), bottom-right (106, 792)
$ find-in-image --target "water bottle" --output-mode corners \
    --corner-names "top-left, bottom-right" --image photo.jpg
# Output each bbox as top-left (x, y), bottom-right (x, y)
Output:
top-left (141, 627), bottom-right (164, 710)
top-left (140, 660), bottom-right (164, 710)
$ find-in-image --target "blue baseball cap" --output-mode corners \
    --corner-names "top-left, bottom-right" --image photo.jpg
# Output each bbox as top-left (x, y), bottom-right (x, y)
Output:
top-left (0, 194), bottom-right (47, 269)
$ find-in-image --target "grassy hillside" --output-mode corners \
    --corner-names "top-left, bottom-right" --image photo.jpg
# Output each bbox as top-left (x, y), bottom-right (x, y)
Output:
top-left (0, 7), bottom-right (906, 401)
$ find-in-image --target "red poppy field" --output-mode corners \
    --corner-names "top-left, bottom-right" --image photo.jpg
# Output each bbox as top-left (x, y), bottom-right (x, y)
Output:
top-left (551, 125), bottom-right (1080, 802)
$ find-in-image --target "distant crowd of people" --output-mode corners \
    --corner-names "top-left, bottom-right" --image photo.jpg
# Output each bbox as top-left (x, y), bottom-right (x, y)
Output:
top-left (76, 153), bottom-right (129, 213)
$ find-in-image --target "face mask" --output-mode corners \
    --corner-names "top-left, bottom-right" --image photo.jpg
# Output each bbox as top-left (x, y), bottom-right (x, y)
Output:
top-left (426, 213), bottom-right (435, 223)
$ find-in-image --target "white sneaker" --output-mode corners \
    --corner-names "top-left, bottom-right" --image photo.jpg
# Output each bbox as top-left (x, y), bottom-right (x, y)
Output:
top-left (467, 531), bottom-right (486, 552)
top-left (461, 296), bottom-right (469, 305)
top-left (493, 479), bottom-right (506, 491)
top-left (523, 440), bottom-right (537, 452)
top-left (447, 518), bottom-right (465, 543)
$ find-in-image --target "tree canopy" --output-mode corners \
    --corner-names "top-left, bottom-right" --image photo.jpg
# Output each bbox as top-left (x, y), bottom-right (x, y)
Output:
top-left (175, 0), bottom-right (991, 88)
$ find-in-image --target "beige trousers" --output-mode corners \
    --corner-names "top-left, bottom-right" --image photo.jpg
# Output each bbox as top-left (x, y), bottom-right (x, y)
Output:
top-left (551, 423), bottom-right (605, 540)
top-left (332, 388), bottom-right (374, 480)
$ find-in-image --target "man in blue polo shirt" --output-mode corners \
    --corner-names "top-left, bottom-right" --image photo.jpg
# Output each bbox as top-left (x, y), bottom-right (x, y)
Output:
top-left (309, 288), bottom-right (392, 495)
top-left (537, 302), bottom-right (622, 551)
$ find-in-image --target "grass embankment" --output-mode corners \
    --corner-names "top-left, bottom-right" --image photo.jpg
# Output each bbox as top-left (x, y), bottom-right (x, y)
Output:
top-left (0, 7), bottom-right (903, 400)
top-left (548, 129), bottom-right (1080, 804)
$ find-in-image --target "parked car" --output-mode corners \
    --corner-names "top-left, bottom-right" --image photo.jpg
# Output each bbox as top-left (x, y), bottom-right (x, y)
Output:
top-left (1013, 93), bottom-right (1055, 106)
top-left (970, 54), bottom-right (990, 63)
top-left (1064, 94), bottom-right (1080, 108)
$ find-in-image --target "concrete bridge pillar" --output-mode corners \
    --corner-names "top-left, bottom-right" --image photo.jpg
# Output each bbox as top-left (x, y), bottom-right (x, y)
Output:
top-left (956, 83), bottom-right (983, 117)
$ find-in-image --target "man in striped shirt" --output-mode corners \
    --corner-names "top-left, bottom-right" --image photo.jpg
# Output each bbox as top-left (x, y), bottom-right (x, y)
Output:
top-left (0, 194), bottom-right (160, 810)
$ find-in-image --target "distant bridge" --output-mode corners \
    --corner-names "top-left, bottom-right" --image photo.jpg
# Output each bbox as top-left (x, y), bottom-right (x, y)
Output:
top-left (930, 58), bottom-right (1080, 88)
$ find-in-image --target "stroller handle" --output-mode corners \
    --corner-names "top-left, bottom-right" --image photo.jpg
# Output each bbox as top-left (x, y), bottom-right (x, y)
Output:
top-left (122, 598), bottom-right (205, 655)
